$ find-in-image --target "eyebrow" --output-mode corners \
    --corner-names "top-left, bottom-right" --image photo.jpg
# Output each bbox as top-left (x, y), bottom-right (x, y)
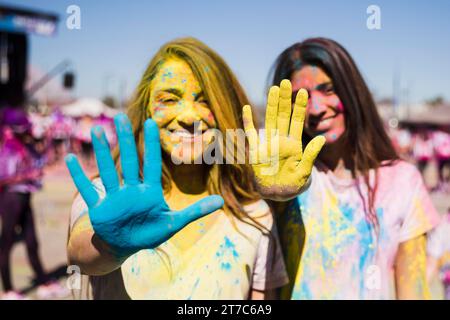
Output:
top-left (158, 88), bottom-right (184, 97)
top-left (156, 88), bottom-right (205, 100)
top-left (292, 81), bottom-right (333, 101)
top-left (314, 81), bottom-right (333, 91)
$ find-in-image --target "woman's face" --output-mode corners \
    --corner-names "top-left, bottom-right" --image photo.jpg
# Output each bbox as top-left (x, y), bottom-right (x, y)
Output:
top-left (148, 58), bottom-right (217, 164)
top-left (291, 65), bottom-right (345, 143)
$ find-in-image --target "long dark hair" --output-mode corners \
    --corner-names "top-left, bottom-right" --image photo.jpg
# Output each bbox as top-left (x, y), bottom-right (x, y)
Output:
top-left (271, 37), bottom-right (399, 234)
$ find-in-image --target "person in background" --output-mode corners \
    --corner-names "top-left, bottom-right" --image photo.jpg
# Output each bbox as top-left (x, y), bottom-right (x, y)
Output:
top-left (427, 209), bottom-right (450, 299)
top-left (48, 111), bottom-right (74, 164)
top-left (73, 115), bottom-right (95, 168)
top-left (0, 108), bottom-right (68, 300)
top-left (389, 125), bottom-right (413, 161)
top-left (412, 129), bottom-right (434, 177)
top-left (431, 127), bottom-right (450, 193)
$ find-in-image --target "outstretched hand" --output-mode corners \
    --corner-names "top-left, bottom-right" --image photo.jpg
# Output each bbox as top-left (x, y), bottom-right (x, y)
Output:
top-left (242, 79), bottom-right (325, 201)
top-left (65, 114), bottom-right (224, 259)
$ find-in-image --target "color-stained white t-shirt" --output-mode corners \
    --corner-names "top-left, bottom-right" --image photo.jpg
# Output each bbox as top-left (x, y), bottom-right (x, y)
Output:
top-left (427, 214), bottom-right (450, 270)
top-left (281, 160), bottom-right (440, 300)
top-left (70, 179), bottom-right (288, 300)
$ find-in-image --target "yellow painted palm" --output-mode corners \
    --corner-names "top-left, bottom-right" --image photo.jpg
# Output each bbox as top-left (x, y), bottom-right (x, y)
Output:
top-left (242, 79), bottom-right (326, 201)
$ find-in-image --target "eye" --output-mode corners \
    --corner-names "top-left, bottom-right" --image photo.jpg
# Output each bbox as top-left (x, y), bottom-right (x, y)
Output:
top-left (159, 95), bottom-right (179, 105)
top-left (323, 84), bottom-right (335, 95)
top-left (163, 98), bottom-right (177, 103)
top-left (196, 98), bottom-right (209, 106)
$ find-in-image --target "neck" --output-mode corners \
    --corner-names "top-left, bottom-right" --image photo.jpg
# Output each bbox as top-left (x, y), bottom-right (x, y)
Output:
top-left (165, 157), bottom-right (209, 196)
top-left (318, 136), bottom-right (353, 175)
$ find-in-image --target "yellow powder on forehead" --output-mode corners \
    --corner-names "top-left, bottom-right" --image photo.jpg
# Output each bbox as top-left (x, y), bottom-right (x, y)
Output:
top-left (150, 57), bottom-right (201, 93)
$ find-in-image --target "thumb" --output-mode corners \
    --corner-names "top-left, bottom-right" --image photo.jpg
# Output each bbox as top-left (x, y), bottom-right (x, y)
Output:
top-left (300, 135), bottom-right (326, 173)
top-left (174, 195), bottom-right (224, 228)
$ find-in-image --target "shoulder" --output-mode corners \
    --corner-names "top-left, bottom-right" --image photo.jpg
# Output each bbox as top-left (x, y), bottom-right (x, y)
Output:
top-left (241, 199), bottom-right (273, 229)
top-left (91, 177), bottom-right (106, 193)
top-left (378, 159), bottom-right (423, 186)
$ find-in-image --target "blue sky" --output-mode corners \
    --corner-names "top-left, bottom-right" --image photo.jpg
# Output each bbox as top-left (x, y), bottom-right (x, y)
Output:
top-left (5, 0), bottom-right (450, 105)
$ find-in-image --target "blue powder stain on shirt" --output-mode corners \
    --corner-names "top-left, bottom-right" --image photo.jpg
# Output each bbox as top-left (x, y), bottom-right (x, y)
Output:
top-left (340, 203), bottom-right (355, 221)
top-left (289, 194), bottom-right (308, 227)
top-left (354, 212), bottom-right (378, 295)
top-left (221, 262), bottom-right (232, 271)
top-left (296, 282), bottom-right (312, 300)
top-left (223, 236), bottom-right (239, 258)
top-left (216, 236), bottom-right (240, 271)
top-left (187, 278), bottom-right (201, 300)
top-left (376, 208), bottom-right (387, 241)
top-left (298, 188), bottom-right (311, 208)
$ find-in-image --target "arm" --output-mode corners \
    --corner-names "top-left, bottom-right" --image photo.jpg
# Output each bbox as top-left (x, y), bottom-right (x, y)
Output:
top-left (249, 289), bottom-right (277, 300)
top-left (394, 234), bottom-right (430, 300)
top-left (426, 256), bottom-right (439, 284)
top-left (67, 214), bottom-right (125, 276)
top-left (0, 167), bottom-right (42, 187)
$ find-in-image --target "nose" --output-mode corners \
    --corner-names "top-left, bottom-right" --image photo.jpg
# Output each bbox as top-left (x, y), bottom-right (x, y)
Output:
top-left (176, 102), bottom-right (201, 127)
top-left (307, 92), bottom-right (327, 116)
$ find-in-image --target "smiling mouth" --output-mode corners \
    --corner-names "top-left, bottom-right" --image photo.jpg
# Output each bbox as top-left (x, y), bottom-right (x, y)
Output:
top-left (308, 113), bottom-right (339, 129)
top-left (170, 129), bottom-right (209, 142)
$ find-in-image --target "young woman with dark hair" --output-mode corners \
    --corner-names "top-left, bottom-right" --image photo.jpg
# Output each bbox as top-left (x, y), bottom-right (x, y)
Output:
top-left (243, 38), bottom-right (440, 299)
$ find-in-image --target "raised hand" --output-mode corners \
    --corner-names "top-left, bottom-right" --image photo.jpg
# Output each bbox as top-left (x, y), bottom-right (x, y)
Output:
top-left (242, 79), bottom-right (325, 201)
top-left (65, 114), bottom-right (224, 259)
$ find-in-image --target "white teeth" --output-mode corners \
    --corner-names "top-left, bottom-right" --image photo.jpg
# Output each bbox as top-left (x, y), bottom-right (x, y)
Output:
top-left (172, 130), bottom-right (202, 138)
top-left (175, 131), bottom-right (193, 138)
top-left (320, 118), bottom-right (332, 126)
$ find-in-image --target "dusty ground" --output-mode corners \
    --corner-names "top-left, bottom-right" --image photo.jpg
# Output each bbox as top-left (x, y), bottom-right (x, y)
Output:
top-left (0, 159), bottom-right (448, 299)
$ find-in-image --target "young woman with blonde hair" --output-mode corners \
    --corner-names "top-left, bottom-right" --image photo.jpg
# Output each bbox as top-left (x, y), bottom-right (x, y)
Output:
top-left (66, 37), bottom-right (288, 300)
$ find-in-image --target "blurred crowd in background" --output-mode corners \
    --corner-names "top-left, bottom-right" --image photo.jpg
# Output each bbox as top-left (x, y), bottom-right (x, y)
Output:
top-left (389, 125), bottom-right (450, 192)
top-left (0, 102), bottom-right (118, 299)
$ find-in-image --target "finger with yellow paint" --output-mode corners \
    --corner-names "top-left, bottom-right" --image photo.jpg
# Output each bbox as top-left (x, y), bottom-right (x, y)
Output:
top-left (289, 88), bottom-right (308, 143)
top-left (277, 79), bottom-right (293, 137)
top-left (265, 85), bottom-right (280, 145)
top-left (242, 104), bottom-right (259, 164)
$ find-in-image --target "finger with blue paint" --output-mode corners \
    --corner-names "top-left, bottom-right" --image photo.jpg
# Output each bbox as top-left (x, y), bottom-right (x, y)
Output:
top-left (65, 113), bottom-right (224, 259)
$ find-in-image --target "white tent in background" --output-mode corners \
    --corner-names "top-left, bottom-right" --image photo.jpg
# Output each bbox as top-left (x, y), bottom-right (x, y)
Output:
top-left (61, 98), bottom-right (119, 118)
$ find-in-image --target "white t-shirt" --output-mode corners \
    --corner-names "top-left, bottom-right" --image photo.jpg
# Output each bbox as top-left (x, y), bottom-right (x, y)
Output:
top-left (281, 160), bottom-right (440, 300)
top-left (70, 179), bottom-right (288, 300)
